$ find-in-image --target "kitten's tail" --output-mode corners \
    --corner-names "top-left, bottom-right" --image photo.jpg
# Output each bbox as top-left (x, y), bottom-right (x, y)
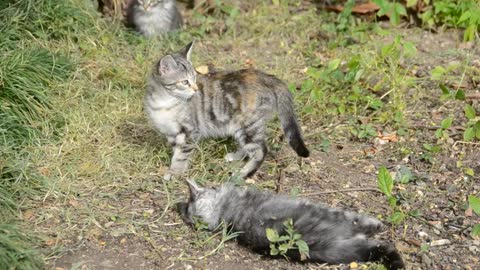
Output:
top-left (275, 87), bottom-right (309, 158)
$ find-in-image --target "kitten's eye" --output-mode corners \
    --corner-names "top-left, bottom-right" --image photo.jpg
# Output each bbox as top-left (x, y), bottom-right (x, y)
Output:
top-left (181, 80), bottom-right (189, 85)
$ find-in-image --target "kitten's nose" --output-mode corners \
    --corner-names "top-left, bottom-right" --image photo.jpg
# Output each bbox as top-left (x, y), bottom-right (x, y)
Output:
top-left (191, 83), bottom-right (199, 91)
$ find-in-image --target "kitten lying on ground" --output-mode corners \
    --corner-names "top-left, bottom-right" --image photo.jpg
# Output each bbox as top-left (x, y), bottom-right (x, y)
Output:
top-left (126, 0), bottom-right (182, 37)
top-left (144, 42), bottom-right (309, 180)
top-left (177, 180), bottom-right (405, 270)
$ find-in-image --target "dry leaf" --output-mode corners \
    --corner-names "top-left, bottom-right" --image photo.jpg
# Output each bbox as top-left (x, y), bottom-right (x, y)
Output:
top-left (45, 238), bottom-right (56, 246)
top-left (23, 210), bottom-right (34, 220)
top-left (465, 206), bottom-right (473, 217)
top-left (195, 65), bottom-right (209, 74)
top-left (68, 199), bottom-right (79, 208)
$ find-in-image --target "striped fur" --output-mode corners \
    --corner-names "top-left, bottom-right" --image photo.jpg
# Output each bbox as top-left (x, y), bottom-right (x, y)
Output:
top-left (144, 42), bottom-right (309, 180)
top-left (178, 181), bottom-right (405, 270)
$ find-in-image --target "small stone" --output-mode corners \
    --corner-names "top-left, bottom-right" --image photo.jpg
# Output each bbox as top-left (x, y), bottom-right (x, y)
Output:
top-left (421, 254), bottom-right (432, 266)
top-left (430, 239), bottom-right (451, 247)
top-left (433, 229), bottom-right (441, 235)
top-left (417, 231), bottom-right (429, 240)
top-left (245, 178), bottom-right (255, 184)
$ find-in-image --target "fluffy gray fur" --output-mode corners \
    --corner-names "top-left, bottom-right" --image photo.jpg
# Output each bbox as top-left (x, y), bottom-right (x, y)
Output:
top-left (144, 42), bottom-right (309, 181)
top-left (177, 180), bottom-right (405, 270)
top-left (126, 0), bottom-right (182, 37)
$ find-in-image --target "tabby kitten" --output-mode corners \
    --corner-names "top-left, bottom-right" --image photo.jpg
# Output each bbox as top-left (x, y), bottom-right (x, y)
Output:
top-left (178, 180), bottom-right (405, 270)
top-left (144, 42), bottom-right (309, 180)
top-left (126, 0), bottom-right (183, 37)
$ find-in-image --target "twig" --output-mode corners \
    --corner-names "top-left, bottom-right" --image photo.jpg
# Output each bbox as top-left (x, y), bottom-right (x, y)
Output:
top-left (453, 140), bottom-right (480, 147)
top-left (142, 232), bottom-right (164, 260)
top-left (409, 125), bottom-right (466, 131)
top-left (466, 93), bottom-right (480, 100)
top-left (302, 187), bottom-right (382, 196)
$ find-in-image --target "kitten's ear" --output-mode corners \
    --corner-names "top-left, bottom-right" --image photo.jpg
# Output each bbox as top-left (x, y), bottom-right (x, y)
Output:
top-left (158, 55), bottom-right (177, 76)
top-left (186, 179), bottom-right (203, 200)
top-left (179, 41), bottom-right (194, 61)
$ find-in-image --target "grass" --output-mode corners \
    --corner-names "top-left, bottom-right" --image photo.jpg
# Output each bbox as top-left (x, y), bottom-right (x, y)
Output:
top-left (0, 0), bottom-right (479, 268)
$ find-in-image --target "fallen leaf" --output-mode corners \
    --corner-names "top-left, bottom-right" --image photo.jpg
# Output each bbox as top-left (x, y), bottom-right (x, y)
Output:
top-left (352, 2), bottom-right (380, 14)
top-left (68, 199), bottom-right (79, 208)
top-left (45, 238), bottom-right (56, 246)
top-left (325, 2), bottom-right (380, 14)
top-left (195, 65), bottom-right (209, 74)
top-left (120, 238), bottom-right (127, 244)
top-left (23, 210), bottom-right (34, 220)
top-left (465, 206), bottom-right (473, 217)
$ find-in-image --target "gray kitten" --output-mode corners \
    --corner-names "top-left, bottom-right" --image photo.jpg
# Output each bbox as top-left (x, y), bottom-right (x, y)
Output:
top-left (144, 42), bottom-right (309, 180)
top-left (178, 180), bottom-right (405, 270)
top-left (126, 0), bottom-right (183, 37)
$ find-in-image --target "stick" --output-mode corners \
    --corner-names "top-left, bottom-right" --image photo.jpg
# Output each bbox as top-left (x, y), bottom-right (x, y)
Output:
top-left (302, 187), bottom-right (382, 196)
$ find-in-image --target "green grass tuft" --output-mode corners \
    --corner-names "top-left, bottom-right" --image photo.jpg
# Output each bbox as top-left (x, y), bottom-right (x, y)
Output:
top-left (0, 224), bottom-right (44, 270)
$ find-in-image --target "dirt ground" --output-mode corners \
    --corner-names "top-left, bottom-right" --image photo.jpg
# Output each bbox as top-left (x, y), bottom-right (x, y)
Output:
top-left (41, 2), bottom-right (480, 270)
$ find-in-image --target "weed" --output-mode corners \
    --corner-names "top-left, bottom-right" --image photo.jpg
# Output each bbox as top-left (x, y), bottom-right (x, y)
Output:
top-left (463, 104), bottom-right (480, 142)
top-left (373, 0), bottom-right (408, 25)
top-left (266, 219), bottom-right (309, 261)
top-left (469, 195), bottom-right (480, 238)
top-left (378, 166), bottom-right (410, 224)
top-left (0, 224), bottom-right (44, 270)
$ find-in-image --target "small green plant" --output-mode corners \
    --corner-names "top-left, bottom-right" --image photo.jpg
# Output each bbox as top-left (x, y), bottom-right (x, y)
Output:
top-left (419, 0), bottom-right (480, 41)
top-left (378, 166), bottom-right (405, 224)
top-left (420, 143), bottom-right (441, 164)
top-left (266, 219), bottom-right (309, 260)
top-left (0, 224), bottom-right (44, 270)
top-left (373, 0), bottom-right (408, 25)
top-left (435, 116), bottom-right (453, 140)
top-left (463, 104), bottom-right (480, 142)
top-left (468, 195), bottom-right (480, 238)
top-left (351, 123), bottom-right (377, 140)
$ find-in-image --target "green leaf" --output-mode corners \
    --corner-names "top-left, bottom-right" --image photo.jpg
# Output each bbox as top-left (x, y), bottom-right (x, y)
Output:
top-left (403, 41), bottom-right (417, 56)
top-left (441, 117), bottom-right (453, 129)
top-left (388, 196), bottom-right (397, 207)
top-left (277, 235), bottom-right (290, 242)
top-left (464, 168), bottom-right (475, 177)
top-left (293, 233), bottom-right (302, 241)
top-left (465, 104), bottom-right (476, 120)
top-left (266, 228), bottom-right (279, 242)
top-left (295, 239), bottom-right (310, 259)
top-left (431, 66), bottom-right (446, 80)
top-left (455, 89), bottom-right (465, 100)
top-left (388, 211), bottom-right (405, 224)
top-left (378, 166), bottom-right (393, 197)
top-left (476, 121), bottom-right (480, 139)
top-left (468, 195), bottom-right (480, 215)
top-left (464, 127), bottom-right (475, 142)
top-left (279, 243), bottom-right (290, 252)
top-left (406, 0), bottom-right (417, 7)
top-left (270, 244), bottom-right (279, 255)
top-left (472, 224), bottom-right (480, 237)
top-left (435, 129), bottom-right (443, 139)
top-left (439, 84), bottom-right (450, 95)
top-left (327, 59), bottom-right (341, 71)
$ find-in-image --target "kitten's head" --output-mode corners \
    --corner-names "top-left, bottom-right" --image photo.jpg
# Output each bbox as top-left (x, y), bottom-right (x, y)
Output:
top-left (137, 0), bottom-right (171, 11)
top-left (177, 180), bottom-right (220, 229)
top-left (154, 41), bottom-right (198, 100)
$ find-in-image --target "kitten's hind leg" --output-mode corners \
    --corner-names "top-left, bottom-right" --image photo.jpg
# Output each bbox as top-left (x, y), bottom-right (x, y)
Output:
top-left (234, 129), bottom-right (267, 178)
top-left (310, 236), bottom-right (404, 270)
